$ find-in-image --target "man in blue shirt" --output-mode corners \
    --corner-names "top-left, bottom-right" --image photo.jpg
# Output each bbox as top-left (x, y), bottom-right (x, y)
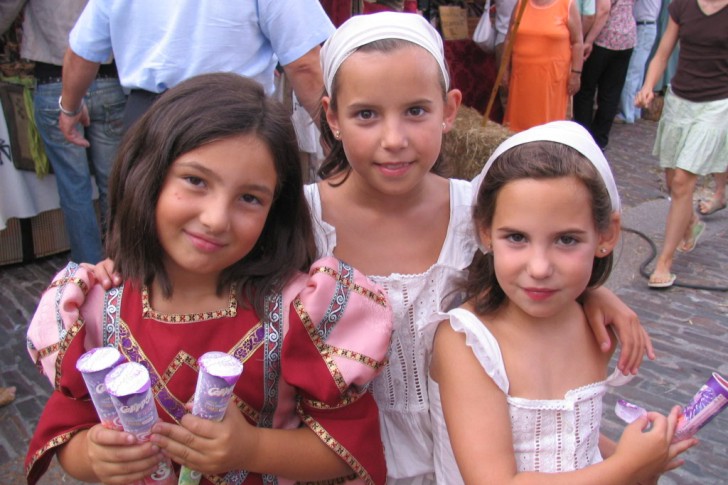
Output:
top-left (58, 0), bottom-right (334, 145)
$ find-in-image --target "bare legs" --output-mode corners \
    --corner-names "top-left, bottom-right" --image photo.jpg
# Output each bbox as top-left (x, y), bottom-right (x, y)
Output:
top-left (650, 168), bottom-right (699, 285)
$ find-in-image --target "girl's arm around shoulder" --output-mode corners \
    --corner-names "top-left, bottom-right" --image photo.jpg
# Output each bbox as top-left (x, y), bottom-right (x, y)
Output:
top-left (581, 286), bottom-right (654, 376)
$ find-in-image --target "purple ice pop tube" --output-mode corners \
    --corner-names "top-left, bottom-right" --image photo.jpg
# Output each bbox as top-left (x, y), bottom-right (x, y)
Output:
top-left (76, 347), bottom-right (126, 430)
top-left (614, 372), bottom-right (728, 442)
top-left (177, 352), bottom-right (244, 485)
top-left (673, 372), bottom-right (728, 442)
top-left (192, 351), bottom-right (243, 420)
top-left (105, 362), bottom-right (176, 485)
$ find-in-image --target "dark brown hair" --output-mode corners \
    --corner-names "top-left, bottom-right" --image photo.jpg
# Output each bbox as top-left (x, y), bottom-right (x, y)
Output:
top-left (106, 72), bottom-right (316, 315)
top-left (317, 38), bottom-right (449, 183)
top-left (464, 141), bottom-right (616, 315)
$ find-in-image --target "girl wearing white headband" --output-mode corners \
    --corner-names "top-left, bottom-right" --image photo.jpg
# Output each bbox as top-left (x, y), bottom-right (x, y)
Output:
top-left (430, 121), bottom-right (695, 484)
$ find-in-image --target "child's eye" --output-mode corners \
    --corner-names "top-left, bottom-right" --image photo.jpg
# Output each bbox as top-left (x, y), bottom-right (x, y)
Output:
top-left (356, 109), bottom-right (375, 120)
top-left (407, 107), bottom-right (425, 116)
top-left (506, 233), bottom-right (526, 243)
top-left (240, 193), bottom-right (262, 205)
top-left (183, 176), bottom-right (205, 187)
top-left (558, 235), bottom-right (578, 245)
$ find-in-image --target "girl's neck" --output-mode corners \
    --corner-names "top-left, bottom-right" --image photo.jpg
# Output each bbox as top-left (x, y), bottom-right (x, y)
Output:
top-left (149, 274), bottom-right (229, 315)
top-left (330, 170), bottom-right (443, 212)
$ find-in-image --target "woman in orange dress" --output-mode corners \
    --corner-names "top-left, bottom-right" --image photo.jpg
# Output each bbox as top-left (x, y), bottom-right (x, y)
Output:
top-left (503, 0), bottom-right (583, 132)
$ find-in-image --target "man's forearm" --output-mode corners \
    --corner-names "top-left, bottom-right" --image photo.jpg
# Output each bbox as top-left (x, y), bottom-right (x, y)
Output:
top-left (61, 48), bottom-right (101, 112)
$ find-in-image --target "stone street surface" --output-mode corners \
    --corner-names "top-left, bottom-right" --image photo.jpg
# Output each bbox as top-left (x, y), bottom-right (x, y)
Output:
top-left (1, 119), bottom-right (727, 484)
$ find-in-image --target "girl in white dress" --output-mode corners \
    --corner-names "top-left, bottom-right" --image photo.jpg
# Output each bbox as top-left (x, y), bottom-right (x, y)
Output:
top-left (429, 121), bottom-right (696, 484)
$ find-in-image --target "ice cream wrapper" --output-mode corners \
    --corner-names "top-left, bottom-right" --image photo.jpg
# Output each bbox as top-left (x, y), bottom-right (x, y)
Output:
top-left (192, 351), bottom-right (243, 421)
top-left (105, 362), bottom-right (176, 485)
top-left (674, 372), bottom-right (728, 442)
top-left (76, 347), bottom-right (126, 430)
top-left (178, 352), bottom-right (243, 485)
top-left (615, 372), bottom-right (728, 443)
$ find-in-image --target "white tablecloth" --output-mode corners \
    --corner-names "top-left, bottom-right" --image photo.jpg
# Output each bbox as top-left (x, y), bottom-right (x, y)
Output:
top-left (0, 98), bottom-right (61, 231)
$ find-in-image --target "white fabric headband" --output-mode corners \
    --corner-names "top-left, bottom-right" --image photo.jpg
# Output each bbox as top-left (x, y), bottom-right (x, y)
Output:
top-left (471, 121), bottom-right (621, 213)
top-left (321, 11), bottom-right (450, 95)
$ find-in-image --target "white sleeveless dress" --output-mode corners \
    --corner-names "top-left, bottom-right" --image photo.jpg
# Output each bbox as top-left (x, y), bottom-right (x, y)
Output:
top-left (305, 179), bottom-right (477, 484)
top-left (428, 308), bottom-right (634, 483)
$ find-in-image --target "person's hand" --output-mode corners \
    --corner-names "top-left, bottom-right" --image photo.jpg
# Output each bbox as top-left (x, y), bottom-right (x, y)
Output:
top-left (58, 104), bottom-right (91, 148)
top-left (634, 88), bottom-right (654, 109)
top-left (583, 42), bottom-right (594, 60)
top-left (582, 287), bottom-right (655, 374)
top-left (80, 258), bottom-right (122, 290)
top-left (568, 72), bottom-right (581, 95)
top-left (85, 424), bottom-right (164, 484)
top-left (151, 400), bottom-right (257, 475)
top-left (615, 406), bottom-right (696, 484)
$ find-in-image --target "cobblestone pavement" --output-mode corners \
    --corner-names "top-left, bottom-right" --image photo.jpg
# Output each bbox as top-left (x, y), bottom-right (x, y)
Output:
top-left (1, 119), bottom-right (726, 484)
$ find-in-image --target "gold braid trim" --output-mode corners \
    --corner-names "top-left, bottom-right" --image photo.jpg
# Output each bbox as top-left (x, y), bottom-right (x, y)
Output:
top-left (313, 266), bottom-right (387, 307)
top-left (47, 276), bottom-right (89, 295)
top-left (298, 401), bottom-right (375, 485)
top-left (25, 428), bottom-right (83, 478)
top-left (52, 319), bottom-right (84, 389)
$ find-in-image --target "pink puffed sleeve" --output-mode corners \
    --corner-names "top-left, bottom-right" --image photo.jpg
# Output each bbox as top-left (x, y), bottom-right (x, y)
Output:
top-left (281, 257), bottom-right (392, 484)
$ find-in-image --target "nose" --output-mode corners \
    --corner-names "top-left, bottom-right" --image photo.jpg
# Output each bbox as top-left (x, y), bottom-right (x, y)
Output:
top-left (527, 247), bottom-right (553, 280)
top-left (380, 117), bottom-right (408, 150)
top-left (199, 196), bottom-right (230, 233)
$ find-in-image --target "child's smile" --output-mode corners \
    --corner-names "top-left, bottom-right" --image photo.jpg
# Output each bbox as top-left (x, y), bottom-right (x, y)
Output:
top-left (155, 134), bottom-right (277, 285)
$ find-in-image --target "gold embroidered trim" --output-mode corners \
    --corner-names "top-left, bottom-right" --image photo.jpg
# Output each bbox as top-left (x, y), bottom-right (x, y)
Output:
top-left (299, 403), bottom-right (374, 485)
top-left (25, 429), bottom-right (81, 478)
top-left (313, 266), bottom-right (387, 307)
top-left (53, 319), bottom-right (84, 389)
top-left (303, 390), bottom-right (364, 410)
top-left (47, 276), bottom-right (89, 295)
top-left (141, 283), bottom-right (238, 323)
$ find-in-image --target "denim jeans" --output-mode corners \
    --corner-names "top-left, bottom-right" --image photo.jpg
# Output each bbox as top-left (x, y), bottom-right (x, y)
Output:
top-left (34, 78), bottom-right (126, 263)
top-left (618, 24), bottom-right (658, 123)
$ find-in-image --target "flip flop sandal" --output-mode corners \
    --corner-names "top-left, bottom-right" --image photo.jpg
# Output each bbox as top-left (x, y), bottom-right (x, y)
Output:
top-left (698, 199), bottom-right (727, 216)
top-left (677, 220), bottom-right (706, 253)
top-left (648, 273), bottom-right (676, 289)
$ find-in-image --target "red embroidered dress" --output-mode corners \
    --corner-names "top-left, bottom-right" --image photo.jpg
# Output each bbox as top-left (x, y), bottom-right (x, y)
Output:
top-left (26, 258), bottom-right (392, 485)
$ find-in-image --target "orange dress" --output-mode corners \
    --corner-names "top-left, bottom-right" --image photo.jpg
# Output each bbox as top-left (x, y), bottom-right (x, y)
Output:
top-left (504, 0), bottom-right (573, 132)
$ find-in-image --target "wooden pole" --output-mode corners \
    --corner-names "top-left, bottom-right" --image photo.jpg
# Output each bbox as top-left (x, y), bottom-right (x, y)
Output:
top-left (481, 0), bottom-right (529, 126)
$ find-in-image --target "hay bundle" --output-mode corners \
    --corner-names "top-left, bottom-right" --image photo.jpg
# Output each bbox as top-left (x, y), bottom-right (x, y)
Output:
top-left (442, 106), bottom-right (513, 180)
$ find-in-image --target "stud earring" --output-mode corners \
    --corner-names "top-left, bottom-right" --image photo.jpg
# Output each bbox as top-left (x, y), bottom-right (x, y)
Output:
top-left (334, 130), bottom-right (341, 140)
top-left (600, 248), bottom-right (608, 254)
top-left (442, 122), bottom-right (447, 131)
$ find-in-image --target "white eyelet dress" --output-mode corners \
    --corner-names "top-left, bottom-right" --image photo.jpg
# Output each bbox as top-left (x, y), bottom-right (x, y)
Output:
top-left (428, 308), bottom-right (634, 483)
top-left (305, 180), bottom-right (477, 484)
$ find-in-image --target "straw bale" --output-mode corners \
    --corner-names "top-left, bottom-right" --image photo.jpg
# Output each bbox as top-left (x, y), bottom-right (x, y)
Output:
top-left (442, 106), bottom-right (512, 180)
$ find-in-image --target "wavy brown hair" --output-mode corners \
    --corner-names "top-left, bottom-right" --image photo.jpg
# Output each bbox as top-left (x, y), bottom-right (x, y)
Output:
top-left (105, 73), bottom-right (316, 315)
top-left (464, 141), bottom-right (616, 315)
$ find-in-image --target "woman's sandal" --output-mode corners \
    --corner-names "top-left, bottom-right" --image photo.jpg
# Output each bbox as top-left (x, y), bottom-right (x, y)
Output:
top-left (677, 220), bottom-right (706, 253)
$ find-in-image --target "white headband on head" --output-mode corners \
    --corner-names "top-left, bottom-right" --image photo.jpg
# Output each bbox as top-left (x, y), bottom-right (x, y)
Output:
top-left (321, 12), bottom-right (450, 95)
top-left (472, 121), bottom-right (621, 213)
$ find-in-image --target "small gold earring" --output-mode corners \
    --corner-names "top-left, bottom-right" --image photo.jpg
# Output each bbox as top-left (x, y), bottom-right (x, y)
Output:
top-left (334, 130), bottom-right (341, 140)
